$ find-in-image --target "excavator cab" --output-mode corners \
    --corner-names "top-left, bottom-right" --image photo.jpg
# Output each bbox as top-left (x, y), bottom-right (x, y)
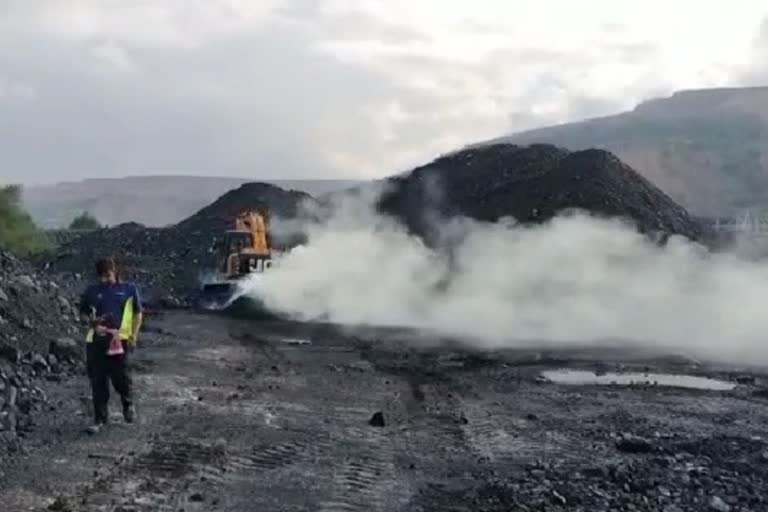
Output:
top-left (199, 209), bottom-right (274, 309)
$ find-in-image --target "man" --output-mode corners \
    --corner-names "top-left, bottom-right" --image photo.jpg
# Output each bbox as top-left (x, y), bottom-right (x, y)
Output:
top-left (79, 257), bottom-right (143, 434)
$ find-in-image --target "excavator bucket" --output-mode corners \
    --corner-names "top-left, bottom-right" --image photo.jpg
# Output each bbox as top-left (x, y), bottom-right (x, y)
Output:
top-left (197, 278), bottom-right (277, 319)
top-left (198, 281), bottom-right (238, 310)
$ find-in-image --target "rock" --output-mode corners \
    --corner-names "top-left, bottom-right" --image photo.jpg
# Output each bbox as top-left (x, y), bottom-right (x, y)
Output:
top-left (616, 434), bottom-right (655, 454)
top-left (0, 286), bottom-right (8, 301)
top-left (1, 430), bottom-right (18, 446)
top-left (369, 411), bottom-right (386, 427)
top-left (22, 318), bottom-right (32, 329)
top-left (57, 296), bottom-right (71, 310)
top-left (0, 344), bottom-right (20, 364)
top-left (709, 496), bottom-right (731, 512)
top-left (16, 275), bottom-right (35, 288)
top-left (551, 490), bottom-right (567, 506)
top-left (1, 410), bottom-right (17, 432)
top-left (6, 387), bottom-right (18, 408)
top-left (31, 353), bottom-right (49, 373)
top-left (49, 337), bottom-right (81, 361)
top-left (159, 295), bottom-right (182, 309)
top-left (190, 493), bottom-right (205, 502)
top-left (47, 497), bottom-right (72, 511)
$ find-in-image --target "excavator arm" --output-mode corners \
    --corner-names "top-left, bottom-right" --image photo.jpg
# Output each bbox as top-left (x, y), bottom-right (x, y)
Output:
top-left (236, 211), bottom-right (271, 256)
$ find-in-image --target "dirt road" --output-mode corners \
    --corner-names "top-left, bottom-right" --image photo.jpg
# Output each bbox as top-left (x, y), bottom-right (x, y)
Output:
top-left (3, 311), bottom-right (768, 511)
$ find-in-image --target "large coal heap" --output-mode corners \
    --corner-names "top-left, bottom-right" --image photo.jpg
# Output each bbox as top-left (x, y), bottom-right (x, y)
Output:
top-left (377, 143), bottom-right (709, 243)
top-left (178, 182), bottom-right (312, 231)
top-left (41, 183), bottom-right (313, 307)
top-left (42, 145), bottom-right (710, 308)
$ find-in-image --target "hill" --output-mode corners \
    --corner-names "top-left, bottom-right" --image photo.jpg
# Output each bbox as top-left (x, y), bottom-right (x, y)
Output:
top-left (376, 143), bottom-right (706, 244)
top-left (482, 86), bottom-right (768, 216)
top-left (21, 176), bottom-right (360, 228)
top-left (40, 182), bottom-right (315, 306)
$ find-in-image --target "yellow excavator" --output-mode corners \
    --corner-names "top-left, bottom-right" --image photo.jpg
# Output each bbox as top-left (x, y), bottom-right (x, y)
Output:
top-left (199, 209), bottom-right (275, 309)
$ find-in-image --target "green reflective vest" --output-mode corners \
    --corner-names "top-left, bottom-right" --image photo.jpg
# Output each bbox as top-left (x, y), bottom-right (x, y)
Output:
top-left (85, 296), bottom-right (135, 343)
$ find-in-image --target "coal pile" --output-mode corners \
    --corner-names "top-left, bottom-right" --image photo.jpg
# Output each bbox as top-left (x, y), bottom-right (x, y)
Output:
top-left (40, 146), bottom-right (711, 309)
top-left (0, 250), bottom-right (80, 352)
top-left (0, 250), bottom-right (81, 458)
top-left (376, 143), bottom-right (709, 243)
top-left (41, 183), bottom-right (313, 307)
top-left (41, 223), bottom-right (181, 307)
top-left (176, 181), bottom-right (312, 236)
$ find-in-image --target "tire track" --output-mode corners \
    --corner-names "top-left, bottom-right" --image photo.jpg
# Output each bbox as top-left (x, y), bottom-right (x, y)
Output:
top-left (200, 439), bottom-right (313, 485)
top-left (316, 450), bottom-right (400, 512)
top-left (72, 437), bottom-right (226, 511)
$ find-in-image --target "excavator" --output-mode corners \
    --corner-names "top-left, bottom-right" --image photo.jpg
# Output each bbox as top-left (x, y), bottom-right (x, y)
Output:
top-left (198, 209), bottom-right (275, 310)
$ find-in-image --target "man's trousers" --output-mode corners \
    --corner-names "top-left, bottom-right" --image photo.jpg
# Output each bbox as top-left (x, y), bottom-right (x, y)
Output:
top-left (85, 336), bottom-right (132, 424)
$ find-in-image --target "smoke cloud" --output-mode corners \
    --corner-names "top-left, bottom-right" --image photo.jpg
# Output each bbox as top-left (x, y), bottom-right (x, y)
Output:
top-left (236, 189), bottom-right (768, 366)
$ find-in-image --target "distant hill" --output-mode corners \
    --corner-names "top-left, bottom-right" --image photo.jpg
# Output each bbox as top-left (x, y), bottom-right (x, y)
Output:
top-left (481, 86), bottom-right (768, 216)
top-left (22, 176), bottom-right (362, 228)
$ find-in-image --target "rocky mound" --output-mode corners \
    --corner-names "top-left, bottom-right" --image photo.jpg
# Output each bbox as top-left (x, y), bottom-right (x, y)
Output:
top-left (41, 146), bottom-right (710, 309)
top-left (177, 181), bottom-right (313, 247)
top-left (0, 249), bottom-right (82, 456)
top-left (1, 250), bottom-right (80, 351)
top-left (376, 143), bottom-right (709, 243)
top-left (41, 183), bottom-right (314, 307)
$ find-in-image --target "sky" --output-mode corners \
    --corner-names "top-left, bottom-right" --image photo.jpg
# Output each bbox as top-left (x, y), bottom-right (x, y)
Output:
top-left (1, 0), bottom-right (767, 185)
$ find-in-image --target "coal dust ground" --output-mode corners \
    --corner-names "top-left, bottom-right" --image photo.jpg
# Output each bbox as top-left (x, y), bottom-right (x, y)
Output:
top-left (2, 312), bottom-right (768, 512)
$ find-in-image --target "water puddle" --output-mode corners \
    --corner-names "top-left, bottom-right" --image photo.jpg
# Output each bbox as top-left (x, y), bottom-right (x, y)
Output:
top-left (279, 337), bottom-right (312, 346)
top-left (541, 369), bottom-right (736, 391)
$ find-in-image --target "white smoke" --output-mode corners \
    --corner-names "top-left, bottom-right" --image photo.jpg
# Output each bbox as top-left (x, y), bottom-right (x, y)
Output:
top-left (236, 189), bottom-right (768, 366)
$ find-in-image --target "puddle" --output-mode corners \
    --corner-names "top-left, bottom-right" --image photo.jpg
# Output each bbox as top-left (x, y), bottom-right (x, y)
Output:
top-left (279, 337), bottom-right (311, 345)
top-left (541, 369), bottom-right (736, 391)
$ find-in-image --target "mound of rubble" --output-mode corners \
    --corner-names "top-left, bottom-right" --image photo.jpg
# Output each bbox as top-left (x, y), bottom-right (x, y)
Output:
top-left (0, 250), bottom-right (82, 457)
top-left (376, 143), bottom-right (710, 243)
top-left (42, 146), bottom-right (711, 308)
top-left (176, 181), bottom-right (312, 235)
top-left (42, 183), bottom-right (313, 307)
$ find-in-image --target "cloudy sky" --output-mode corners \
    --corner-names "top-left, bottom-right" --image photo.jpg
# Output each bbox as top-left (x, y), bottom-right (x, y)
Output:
top-left (1, 0), bottom-right (767, 185)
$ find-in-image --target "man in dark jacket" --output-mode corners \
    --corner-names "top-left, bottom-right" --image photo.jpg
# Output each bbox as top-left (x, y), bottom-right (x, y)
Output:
top-left (79, 257), bottom-right (143, 434)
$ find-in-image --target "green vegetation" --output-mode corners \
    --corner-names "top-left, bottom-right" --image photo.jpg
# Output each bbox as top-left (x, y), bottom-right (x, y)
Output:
top-left (0, 184), bottom-right (50, 254)
top-left (68, 211), bottom-right (101, 230)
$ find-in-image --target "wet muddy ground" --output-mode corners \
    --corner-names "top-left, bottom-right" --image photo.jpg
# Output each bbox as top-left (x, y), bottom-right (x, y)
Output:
top-left (2, 311), bottom-right (768, 511)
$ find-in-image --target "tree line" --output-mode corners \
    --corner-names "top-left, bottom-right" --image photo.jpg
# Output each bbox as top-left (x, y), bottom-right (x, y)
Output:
top-left (0, 184), bottom-right (101, 255)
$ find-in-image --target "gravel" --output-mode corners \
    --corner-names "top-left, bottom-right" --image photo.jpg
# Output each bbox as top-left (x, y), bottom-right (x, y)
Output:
top-left (0, 249), bottom-right (82, 457)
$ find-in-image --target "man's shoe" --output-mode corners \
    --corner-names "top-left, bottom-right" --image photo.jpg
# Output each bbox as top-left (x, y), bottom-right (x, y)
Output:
top-left (123, 405), bottom-right (135, 423)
